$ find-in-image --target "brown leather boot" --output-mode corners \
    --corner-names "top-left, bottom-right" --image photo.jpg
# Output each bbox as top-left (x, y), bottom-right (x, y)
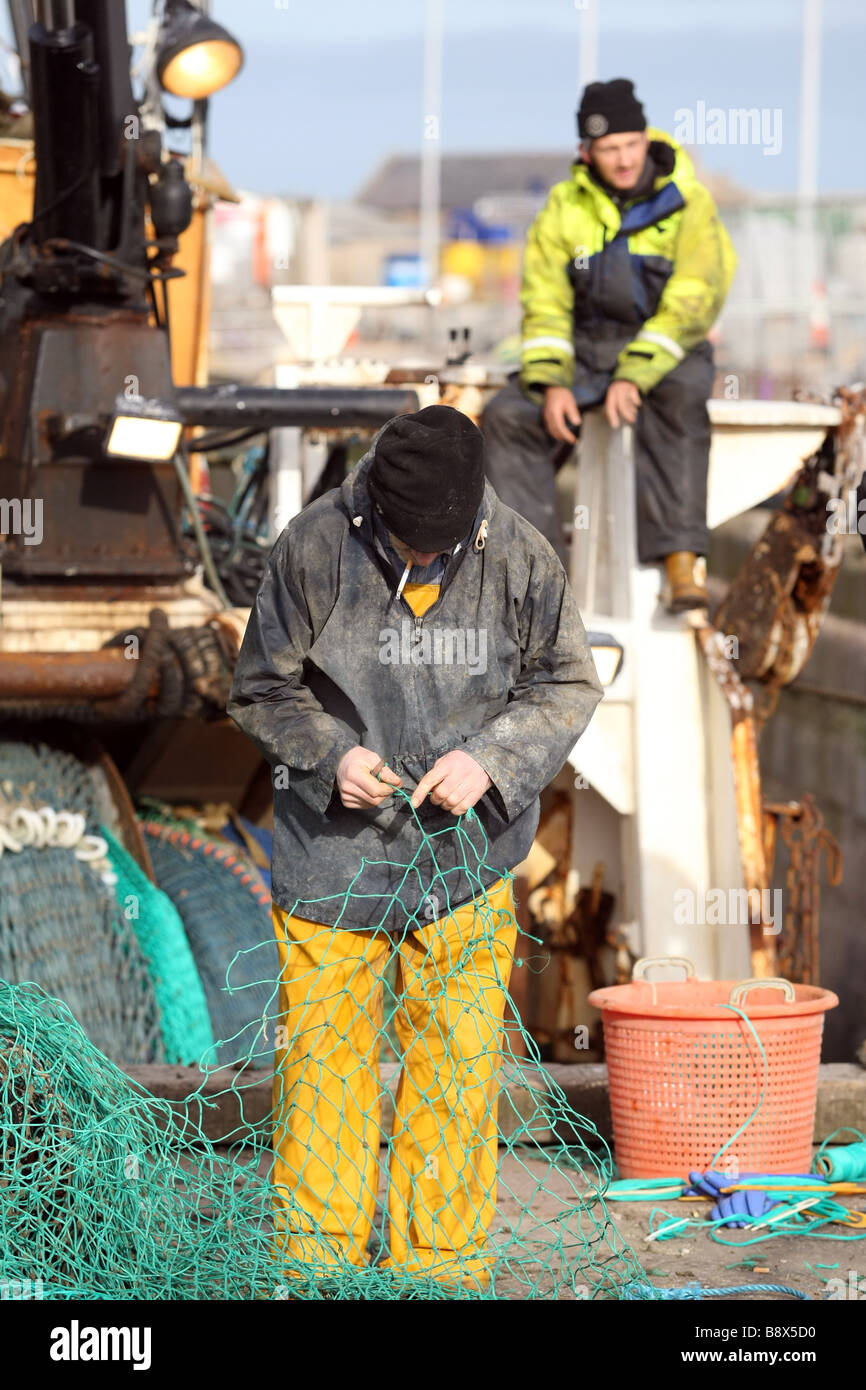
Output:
top-left (664, 551), bottom-right (708, 612)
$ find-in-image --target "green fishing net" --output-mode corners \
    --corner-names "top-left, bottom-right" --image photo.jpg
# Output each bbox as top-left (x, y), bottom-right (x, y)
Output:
top-left (0, 738), bottom-right (163, 1066)
top-left (0, 791), bottom-right (654, 1301)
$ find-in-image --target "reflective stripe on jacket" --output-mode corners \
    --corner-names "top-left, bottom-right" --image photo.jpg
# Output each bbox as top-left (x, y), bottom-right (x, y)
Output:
top-left (520, 127), bottom-right (737, 396)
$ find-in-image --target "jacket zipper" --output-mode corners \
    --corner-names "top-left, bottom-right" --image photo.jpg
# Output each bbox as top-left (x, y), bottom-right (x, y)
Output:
top-left (360, 508), bottom-right (486, 768)
top-left (396, 539), bottom-right (478, 774)
top-left (393, 606), bottom-right (425, 780)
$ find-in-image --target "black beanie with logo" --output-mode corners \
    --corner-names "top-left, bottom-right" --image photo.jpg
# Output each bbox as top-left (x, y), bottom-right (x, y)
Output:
top-left (577, 78), bottom-right (646, 140)
top-left (368, 405), bottom-right (485, 552)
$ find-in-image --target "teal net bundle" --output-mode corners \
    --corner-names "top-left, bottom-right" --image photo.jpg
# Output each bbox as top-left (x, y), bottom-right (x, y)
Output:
top-left (140, 820), bottom-right (279, 1066)
top-left (0, 790), bottom-right (653, 1300)
top-left (0, 737), bottom-right (162, 1065)
top-left (101, 825), bottom-right (214, 1066)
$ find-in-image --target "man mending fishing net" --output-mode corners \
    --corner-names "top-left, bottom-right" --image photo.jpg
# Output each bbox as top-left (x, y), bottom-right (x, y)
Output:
top-left (226, 404), bottom-right (603, 1290)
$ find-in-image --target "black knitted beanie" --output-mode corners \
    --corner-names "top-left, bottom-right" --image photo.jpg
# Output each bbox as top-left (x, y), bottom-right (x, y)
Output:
top-left (577, 78), bottom-right (646, 140)
top-left (369, 405), bottom-right (485, 552)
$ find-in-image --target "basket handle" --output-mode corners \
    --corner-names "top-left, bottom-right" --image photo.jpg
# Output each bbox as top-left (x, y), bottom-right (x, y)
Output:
top-left (728, 977), bottom-right (796, 1006)
top-left (632, 956), bottom-right (696, 981)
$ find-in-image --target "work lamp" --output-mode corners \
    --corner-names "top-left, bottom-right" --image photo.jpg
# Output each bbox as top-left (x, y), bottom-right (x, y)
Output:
top-left (105, 396), bottom-right (184, 462)
top-left (156, 0), bottom-right (243, 100)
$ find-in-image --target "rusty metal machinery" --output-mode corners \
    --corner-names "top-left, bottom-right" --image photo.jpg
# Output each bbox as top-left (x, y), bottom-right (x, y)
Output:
top-left (763, 796), bottom-right (843, 986)
top-left (0, 2), bottom-right (420, 582)
top-left (0, 608), bottom-right (237, 721)
top-left (714, 387), bottom-right (866, 727)
top-left (0, 1), bottom-right (418, 721)
top-left (691, 615), bottom-right (778, 974)
top-left (692, 388), bottom-right (863, 978)
top-left (0, 0), bottom-right (187, 581)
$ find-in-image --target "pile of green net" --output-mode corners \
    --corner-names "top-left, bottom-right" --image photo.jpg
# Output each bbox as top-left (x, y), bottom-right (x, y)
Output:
top-left (0, 737), bottom-right (163, 1065)
top-left (0, 793), bottom-right (653, 1300)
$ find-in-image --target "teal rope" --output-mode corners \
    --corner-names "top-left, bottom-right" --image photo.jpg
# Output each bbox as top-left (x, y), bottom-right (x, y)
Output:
top-left (642, 1194), bottom-right (866, 1248)
top-left (814, 1128), bottom-right (866, 1181)
top-left (712, 1212), bottom-right (866, 1246)
top-left (708, 1001), bottom-right (769, 1171)
top-left (606, 1179), bottom-right (688, 1201)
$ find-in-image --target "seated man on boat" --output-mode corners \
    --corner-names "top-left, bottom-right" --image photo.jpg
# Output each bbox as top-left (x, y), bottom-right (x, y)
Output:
top-left (482, 77), bottom-right (737, 611)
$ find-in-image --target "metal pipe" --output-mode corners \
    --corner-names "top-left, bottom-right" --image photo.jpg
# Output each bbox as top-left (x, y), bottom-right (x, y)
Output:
top-left (797, 0), bottom-right (823, 355)
top-left (0, 649), bottom-right (135, 698)
top-left (28, 10), bottom-right (102, 247)
top-left (36, 0), bottom-right (74, 29)
top-left (577, 0), bottom-right (599, 94)
top-left (419, 0), bottom-right (442, 298)
top-left (174, 386), bottom-right (420, 431)
top-left (8, 0), bottom-right (34, 100)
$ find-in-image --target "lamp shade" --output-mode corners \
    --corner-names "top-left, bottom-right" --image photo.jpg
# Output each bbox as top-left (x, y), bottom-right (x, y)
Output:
top-left (156, 0), bottom-right (243, 99)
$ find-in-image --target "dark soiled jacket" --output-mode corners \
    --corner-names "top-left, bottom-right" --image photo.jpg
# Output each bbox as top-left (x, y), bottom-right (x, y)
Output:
top-left (226, 429), bottom-right (603, 929)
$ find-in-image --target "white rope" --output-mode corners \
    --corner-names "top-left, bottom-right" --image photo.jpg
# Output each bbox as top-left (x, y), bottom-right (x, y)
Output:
top-left (0, 802), bottom-right (117, 886)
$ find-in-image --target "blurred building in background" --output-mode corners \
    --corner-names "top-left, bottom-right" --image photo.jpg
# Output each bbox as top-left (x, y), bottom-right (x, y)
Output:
top-left (207, 146), bottom-right (866, 399)
top-left (720, 194), bottom-right (866, 396)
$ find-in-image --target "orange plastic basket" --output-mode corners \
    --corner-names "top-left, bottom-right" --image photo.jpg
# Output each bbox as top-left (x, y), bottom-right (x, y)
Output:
top-left (588, 957), bottom-right (838, 1179)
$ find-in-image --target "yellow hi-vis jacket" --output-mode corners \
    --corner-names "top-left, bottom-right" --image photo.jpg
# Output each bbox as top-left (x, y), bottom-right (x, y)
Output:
top-left (519, 128), bottom-right (737, 398)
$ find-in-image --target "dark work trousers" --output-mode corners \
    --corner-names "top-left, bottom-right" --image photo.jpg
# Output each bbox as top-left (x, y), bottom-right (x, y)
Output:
top-left (481, 340), bottom-right (715, 566)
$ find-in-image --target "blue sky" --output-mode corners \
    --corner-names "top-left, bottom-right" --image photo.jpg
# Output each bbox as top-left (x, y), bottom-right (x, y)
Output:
top-left (4, 1), bottom-right (865, 199)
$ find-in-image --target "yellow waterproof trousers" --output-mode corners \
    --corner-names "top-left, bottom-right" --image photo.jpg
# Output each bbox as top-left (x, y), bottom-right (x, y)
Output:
top-left (270, 878), bottom-right (516, 1285)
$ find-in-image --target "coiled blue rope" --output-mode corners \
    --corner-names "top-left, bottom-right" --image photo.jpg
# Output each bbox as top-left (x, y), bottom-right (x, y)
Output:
top-left (626, 1281), bottom-right (810, 1300)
